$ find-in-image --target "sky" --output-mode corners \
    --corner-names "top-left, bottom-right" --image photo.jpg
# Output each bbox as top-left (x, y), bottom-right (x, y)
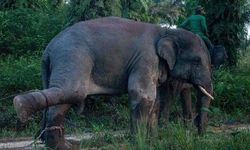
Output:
top-left (247, 25), bottom-right (250, 39)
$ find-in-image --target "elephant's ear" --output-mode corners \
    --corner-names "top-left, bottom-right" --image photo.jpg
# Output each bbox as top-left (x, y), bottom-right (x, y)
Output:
top-left (157, 38), bottom-right (176, 70)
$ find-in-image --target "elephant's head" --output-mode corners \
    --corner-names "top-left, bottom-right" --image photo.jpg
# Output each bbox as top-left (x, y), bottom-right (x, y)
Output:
top-left (157, 28), bottom-right (213, 133)
top-left (210, 45), bottom-right (228, 68)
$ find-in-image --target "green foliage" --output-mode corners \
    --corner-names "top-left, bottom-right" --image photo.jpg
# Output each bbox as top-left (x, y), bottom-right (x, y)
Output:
top-left (213, 69), bottom-right (250, 114)
top-left (0, 1), bottom-right (66, 56)
top-left (121, 0), bottom-right (156, 22)
top-left (0, 55), bottom-right (41, 129)
top-left (212, 48), bottom-right (250, 114)
top-left (198, 0), bottom-right (250, 66)
top-left (66, 0), bottom-right (122, 24)
top-left (66, 0), bottom-right (182, 25)
top-left (150, 0), bottom-right (185, 25)
top-left (0, 55), bottom-right (41, 96)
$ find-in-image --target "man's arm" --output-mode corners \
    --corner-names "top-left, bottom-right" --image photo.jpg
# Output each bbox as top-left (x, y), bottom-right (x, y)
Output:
top-left (179, 18), bottom-right (189, 30)
top-left (201, 16), bottom-right (208, 36)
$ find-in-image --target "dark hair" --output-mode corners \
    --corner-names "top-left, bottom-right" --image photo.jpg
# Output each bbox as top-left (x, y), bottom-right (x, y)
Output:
top-left (195, 6), bottom-right (204, 15)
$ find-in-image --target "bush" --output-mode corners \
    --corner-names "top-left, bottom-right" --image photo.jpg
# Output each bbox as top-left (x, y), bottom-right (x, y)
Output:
top-left (0, 55), bottom-right (42, 128)
top-left (0, 8), bottom-right (66, 56)
top-left (0, 55), bottom-right (41, 97)
top-left (212, 49), bottom-right (250, 114)
top-left (213, 69), bottom-right (250, 113)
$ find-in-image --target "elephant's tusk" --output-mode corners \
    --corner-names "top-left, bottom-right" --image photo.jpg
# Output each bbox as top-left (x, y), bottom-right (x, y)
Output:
top-left (198, 86), bottom-right (214, 100)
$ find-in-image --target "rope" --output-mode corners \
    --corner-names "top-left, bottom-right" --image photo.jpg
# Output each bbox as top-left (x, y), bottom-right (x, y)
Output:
top-left (0, 89), bottom-right (40, 101)
top-left (34, 91), bottom-right (50, 141)
top-left (27, 125), bottom-right (64, 147)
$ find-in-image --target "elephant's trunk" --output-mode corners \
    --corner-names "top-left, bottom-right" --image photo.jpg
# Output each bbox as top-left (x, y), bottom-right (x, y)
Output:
top-left (13, 87), bottom-right (64, 123)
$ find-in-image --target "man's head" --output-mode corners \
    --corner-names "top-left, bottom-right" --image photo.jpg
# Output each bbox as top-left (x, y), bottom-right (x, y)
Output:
top-left (195, 5), bottom-right (205, 15)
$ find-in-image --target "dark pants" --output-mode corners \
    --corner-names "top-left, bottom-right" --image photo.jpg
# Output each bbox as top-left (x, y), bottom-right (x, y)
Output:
top-left (202, 37), bottom-right (214, 51)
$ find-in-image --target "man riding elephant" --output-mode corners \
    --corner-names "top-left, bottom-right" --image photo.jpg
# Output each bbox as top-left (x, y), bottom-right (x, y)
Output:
top-left (179, 5), bottom-right (213, 52)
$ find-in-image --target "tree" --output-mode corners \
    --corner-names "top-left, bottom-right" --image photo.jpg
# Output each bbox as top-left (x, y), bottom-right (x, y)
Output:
top-left (66, 0), bottom-right (122, 24)
top-left (0, 0), bottom-right (43, 10)
top-left (198, 0), bottom-right (250, 65)
top-left (0, 0), bottom-right (66, 56)
top-left (66, 0), bottom-right (184, 25)
top-left (150, 0), bottom-right (184, 25)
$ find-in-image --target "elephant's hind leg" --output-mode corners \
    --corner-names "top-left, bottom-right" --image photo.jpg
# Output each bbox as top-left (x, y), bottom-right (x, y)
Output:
top-left (44, 104), bottom-right (72, 150)
top-left (14, 84), bottom-right (88, 123)
top-left (13, 87), bottom-right (65, 123)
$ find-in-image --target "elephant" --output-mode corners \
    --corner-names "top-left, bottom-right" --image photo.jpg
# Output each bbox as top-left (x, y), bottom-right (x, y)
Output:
top-left (13, 17), bottom-right (213, 149)
top-left (160, 44), bottom-right (227, 126)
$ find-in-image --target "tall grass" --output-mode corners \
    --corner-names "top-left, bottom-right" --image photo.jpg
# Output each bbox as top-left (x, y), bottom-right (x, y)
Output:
top-left (77, 121), bottom-right (250, 150)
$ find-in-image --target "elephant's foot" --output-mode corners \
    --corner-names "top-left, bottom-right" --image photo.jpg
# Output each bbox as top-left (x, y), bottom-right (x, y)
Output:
top-left (194, 115), bottom-right (201, 132)
top-left (13, 91), bottom-right (48, 123)
top-left (183, 113), bottom-right (193, 128)
top-left (13, 95), bottom-right (37, 123)
top-left (44, 126), bottom-right (72, 150)
top-left (183, 118), bottom-right (193, 129)
top-left (194, 113), bottom-right (208, 134)
top-left (13, 88), bottom-right (66, 123)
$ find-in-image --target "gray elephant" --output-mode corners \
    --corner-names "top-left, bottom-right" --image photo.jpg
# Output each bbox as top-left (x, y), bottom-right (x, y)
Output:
top-left (160, 45), bottom-right (227, 126)
top-left (13, 17), bottom-right (213, 149)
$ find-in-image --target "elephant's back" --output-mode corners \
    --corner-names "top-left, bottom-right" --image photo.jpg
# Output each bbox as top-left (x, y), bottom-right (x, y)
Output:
top-left (45, 17), bottom-right (159, 54)
top-left (81, 17), bottom-right (157, 35)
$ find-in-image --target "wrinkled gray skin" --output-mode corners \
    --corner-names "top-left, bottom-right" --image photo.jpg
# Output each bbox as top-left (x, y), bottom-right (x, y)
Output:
top-left (160, 45), bottom-right (227, 127)
top-left (13, 17), bottom-right (212, 149)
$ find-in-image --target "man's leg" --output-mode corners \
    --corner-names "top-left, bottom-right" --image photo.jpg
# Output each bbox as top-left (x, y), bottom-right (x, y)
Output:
top-left (203, 37), bottom-right (214, 52)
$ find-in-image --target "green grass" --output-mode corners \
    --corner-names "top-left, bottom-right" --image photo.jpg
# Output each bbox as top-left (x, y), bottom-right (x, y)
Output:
top-left (73, 121), bottom-right (250, 150)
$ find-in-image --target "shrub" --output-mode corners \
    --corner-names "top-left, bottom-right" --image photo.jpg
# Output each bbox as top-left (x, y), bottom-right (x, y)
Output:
top-left (0, 55), bottom-right (42, 128)
top-left (0, 55), bottom-right (42, 96)
top-left (0, 8), bottom-right (66, 56)
top-left (212, 49), bottom-right (250, 114)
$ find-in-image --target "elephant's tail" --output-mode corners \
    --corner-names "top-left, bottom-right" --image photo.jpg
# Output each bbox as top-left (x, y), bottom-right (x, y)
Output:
top-left (13, 87), bottom-right (65, 124)
top-left (41, 52), bottom-right (50, 89)
top-left (40, 52), bottom-right (51, 135)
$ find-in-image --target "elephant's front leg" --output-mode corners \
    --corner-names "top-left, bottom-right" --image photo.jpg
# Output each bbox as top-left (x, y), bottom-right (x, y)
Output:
top-left (128, 72), bottom-right (159, 135)
top-left (44, 104), bottom-right (72, 150)
top-left (180, 88), bottom-right (193, 125)
top-left (195, 87), bottom-right (212, 134)
top-left (158, 83), bottom-right (173, 123)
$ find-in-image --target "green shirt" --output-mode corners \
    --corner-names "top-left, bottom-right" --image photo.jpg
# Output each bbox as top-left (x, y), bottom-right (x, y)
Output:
top-left (179, 15), bottom-right (208, 39)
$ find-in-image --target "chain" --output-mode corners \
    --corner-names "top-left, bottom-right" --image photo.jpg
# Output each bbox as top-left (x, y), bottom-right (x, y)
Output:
top-left (28, 125), bottom-right (64, 147)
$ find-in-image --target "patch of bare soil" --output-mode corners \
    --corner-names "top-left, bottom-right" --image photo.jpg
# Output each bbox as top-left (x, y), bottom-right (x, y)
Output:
top-left (0, 130), bottom-right (125, 150)
top-left (208, 123), bottom-right (250, 133)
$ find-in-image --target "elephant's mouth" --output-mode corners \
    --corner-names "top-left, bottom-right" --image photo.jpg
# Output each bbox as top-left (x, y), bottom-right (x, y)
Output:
top-left (197, 85), bottom-right (214, 100)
